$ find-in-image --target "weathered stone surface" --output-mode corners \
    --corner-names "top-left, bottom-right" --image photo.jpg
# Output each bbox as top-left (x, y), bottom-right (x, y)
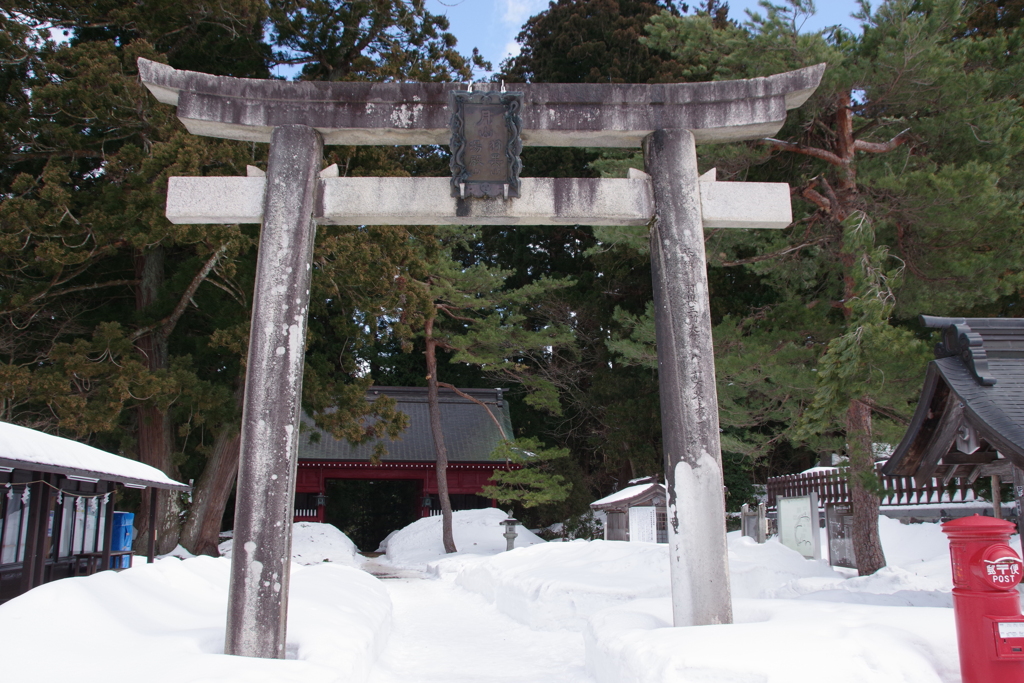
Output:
top-left (142, 59), bottom-right (824, 654)
top-left (225, 124), bottom-right (323, 659)
top-left (645, 128), bottom-right (732, 628)
top-left (166, 175), bottom-right (791, 229)
top-left (138, 58), bottom-right (824, 147)
top-left (166, 176), bottom-right (265, 223)
top-left (320, 177), bottom-right (650, 225)
top-left (699, 181), bottom-right (792, 229)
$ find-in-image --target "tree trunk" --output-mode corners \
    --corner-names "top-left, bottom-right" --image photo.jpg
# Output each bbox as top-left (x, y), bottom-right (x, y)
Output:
top-left (425, 318), bottom-right (457, 554)
top-left (133, 247), bottom-right (183, 554)
top-left (179, 422), bottom-right (241, 556)
top-left (847, 398), bottom-right (886, 575)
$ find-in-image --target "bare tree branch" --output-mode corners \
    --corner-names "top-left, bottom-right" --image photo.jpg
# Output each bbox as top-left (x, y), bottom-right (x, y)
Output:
top-left (719, 236), bottom-right (830, 267)
top-left (437, 304), bottom-right (475, 324)
top-left (35, 279), bottom-right (138, 300)
top-left (801, 186), bottom-right (832, 213)
top-left (853, 128), bottom-right (912, 154)
top-left (861, 397), bottom-right (910, 426)
top-left (130, 244), bottom-right (228, 342)
top-left (763, 138), bottom-right (845, 166)
top-left (436, 381), bottom-right (508, 440)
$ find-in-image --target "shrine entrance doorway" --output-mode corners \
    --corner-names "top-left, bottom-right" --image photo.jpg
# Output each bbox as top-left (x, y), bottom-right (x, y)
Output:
top-left (323, 479), bottom-right (421, 552)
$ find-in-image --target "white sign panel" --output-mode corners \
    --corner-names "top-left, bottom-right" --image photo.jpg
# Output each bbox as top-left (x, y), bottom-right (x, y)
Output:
top-left (998, 622), bottom-right (1024, 639)
top-left (628, 506), bottom-right (658, 543)
top-left (777, 493), bottom-right (821, 560)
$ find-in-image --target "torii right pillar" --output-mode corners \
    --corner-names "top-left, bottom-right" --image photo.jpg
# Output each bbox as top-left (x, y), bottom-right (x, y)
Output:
top-left (646, 128), bottom-right (732, 626)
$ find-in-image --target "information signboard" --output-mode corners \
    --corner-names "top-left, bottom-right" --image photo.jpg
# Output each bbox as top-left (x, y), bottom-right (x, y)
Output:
top-left (777, 493), bottom-right (821, 560)
top-left (629, 506), bottom-right (658, 543)
top-left (825, 502), bottom-right (857, 569)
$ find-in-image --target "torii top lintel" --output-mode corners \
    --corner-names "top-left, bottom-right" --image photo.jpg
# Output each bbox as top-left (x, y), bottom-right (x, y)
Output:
top-left (138, 59), bottom-right (824, 149)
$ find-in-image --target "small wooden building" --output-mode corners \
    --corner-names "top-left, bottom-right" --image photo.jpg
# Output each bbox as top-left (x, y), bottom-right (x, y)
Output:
top-left (0, 421), bottom-right (189, 604)
top-left (590, 477), bottom-right (668, 543)
top-left (294, 386), bottom-right (513, 522)
top-left (882, 316), bottom-right (1024, 518)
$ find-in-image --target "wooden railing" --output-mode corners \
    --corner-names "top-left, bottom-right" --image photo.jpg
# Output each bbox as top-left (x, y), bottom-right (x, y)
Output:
top-left (766, 467), bottom-right (980, 510)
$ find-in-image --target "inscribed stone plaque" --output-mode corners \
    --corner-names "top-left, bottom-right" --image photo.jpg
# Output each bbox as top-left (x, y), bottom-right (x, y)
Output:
top-left (628, 506), bottom-right (658, 543)
top-left (777, 493), bottom-right (821, 560)
top-left (825, 502), bottom-right (857, 569)
top-left (449, 90), bottom-right (523, 199)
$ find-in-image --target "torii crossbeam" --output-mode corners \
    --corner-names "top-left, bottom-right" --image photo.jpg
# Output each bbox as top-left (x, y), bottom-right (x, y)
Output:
top-left (139, 58), bottom-right (823, 659)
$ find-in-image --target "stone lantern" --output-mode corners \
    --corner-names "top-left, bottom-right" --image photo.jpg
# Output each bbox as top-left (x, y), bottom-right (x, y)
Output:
top-left (501, 515), bottom-right (519, 551)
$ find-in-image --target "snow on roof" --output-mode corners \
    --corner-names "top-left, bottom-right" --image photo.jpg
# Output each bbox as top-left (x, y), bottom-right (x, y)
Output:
top-left (590, 482), bottom-right (665, 508)
top-left (799, 466), bottom-right (840, 475)
top-left (0, 421), bottom-right (189, 490)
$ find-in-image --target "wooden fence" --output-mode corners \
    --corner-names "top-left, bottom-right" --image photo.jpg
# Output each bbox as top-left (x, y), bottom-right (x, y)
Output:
top-left (766, 468), bottom-right (980, 510)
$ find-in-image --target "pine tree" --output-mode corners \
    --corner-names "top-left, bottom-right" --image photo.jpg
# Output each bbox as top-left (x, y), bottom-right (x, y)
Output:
top-left (0, 1), bottom-right (485, 554)
top-left (640, 0), bottom-right (1024, 573)
top-left (504, 0), bottom-right (685, 83)
top-left (401, 226), bottom-right (575, 551)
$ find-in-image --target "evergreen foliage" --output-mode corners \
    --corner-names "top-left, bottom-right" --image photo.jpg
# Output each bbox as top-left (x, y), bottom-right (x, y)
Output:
top-left (0, 0), bottom-right (482, 553)
top-left (483, 437), bottom-right (573, 508)
top-left (3, 0), bottom-right (1022, 551)
top-left (503, 0), bottom-right (685, 83)
top-left (634, 0), bottom-right (1024, 572)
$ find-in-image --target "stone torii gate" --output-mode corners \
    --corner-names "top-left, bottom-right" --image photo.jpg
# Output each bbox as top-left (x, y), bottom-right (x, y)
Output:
top-left (139, 58), bottom-right (823, 658)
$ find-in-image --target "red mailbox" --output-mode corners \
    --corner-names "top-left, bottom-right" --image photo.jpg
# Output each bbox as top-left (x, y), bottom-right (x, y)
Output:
top-left (942, 515), bottom-right (1024, 683)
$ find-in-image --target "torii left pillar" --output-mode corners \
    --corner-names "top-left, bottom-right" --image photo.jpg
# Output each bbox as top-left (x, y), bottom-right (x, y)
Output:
top-left (226, 125), bottom-right (322, 658)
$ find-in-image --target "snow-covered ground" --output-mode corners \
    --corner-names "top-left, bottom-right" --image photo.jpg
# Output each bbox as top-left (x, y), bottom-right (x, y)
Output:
top-left (383, 507), bottom-right (544, 569)
top-left (219, 520), bottom-right (364, 567)
top-left (0, 510), bottom-right (1008, 682)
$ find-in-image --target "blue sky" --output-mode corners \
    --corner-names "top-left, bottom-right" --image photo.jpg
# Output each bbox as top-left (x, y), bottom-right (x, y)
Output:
top-left (425, 0), bottom-right (866, 76)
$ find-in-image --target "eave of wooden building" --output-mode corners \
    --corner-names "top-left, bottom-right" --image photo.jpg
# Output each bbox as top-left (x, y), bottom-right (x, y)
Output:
top-left (883, 316), bottom-right (1024, 485)
top-left (298, 386), bottom-right (512, 463)
top-left (293, 387), bottom-right (514, 522)
top-left (1, 421), bottom-right (189, 603)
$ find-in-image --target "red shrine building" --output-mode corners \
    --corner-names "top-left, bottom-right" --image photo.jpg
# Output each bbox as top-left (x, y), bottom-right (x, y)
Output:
top-left (293, 387), bottom-right (512, 524)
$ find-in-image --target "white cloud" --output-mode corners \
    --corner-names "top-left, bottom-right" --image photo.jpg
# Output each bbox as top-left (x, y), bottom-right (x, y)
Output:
top-left (499, 0), bottom-right (545, 61)
top-left (503, 40), bottom-right (522, 60)
top-left (502, 0), bottom-right (548, 26)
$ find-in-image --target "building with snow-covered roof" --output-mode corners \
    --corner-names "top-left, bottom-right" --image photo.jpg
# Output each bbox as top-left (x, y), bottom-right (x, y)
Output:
top-left (0, 421), bottom-right (189, 603)
top-left (590, 477), bottom-right (667, 543)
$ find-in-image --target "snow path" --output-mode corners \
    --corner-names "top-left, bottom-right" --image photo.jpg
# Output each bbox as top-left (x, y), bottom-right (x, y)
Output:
top-left (367, 578), bottom-right (595, 683)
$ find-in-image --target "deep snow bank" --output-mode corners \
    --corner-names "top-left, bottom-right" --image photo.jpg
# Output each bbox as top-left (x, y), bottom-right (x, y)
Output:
top-left (219, 521), bottom-right (363, 567)
top-left (385, 508), bottom-right (544, 570)
top-left (456, 540), bottom-right (669, 630)
top-left (454, 517), bottom-right (965, 633)
top-left (452, 533), bottom-right (846, 630)
top-left (584, 598), bottom-right (959, 683)
top-left (0, 556), bottom-right (391, 682)
top-left (580, 517), bottom-right (972, 682)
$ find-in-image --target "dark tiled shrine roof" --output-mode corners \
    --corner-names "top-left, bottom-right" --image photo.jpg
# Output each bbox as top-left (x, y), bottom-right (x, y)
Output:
top-left (299, 386), bottom-right (512, 463)
top-left (884, 316), bottom-right (1024, 480)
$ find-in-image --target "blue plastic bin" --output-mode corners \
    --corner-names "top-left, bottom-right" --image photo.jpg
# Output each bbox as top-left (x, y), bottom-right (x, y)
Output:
top-left (110, 512), bottom-right (134, 568)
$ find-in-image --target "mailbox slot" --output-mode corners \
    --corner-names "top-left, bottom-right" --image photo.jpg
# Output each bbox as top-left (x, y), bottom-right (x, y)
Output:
top-left (992, 619), bottom-right (1024, 659)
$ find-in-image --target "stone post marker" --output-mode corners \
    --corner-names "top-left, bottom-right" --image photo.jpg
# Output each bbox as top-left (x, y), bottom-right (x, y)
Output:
top-left (139, 58), bottom-right (823, 653)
